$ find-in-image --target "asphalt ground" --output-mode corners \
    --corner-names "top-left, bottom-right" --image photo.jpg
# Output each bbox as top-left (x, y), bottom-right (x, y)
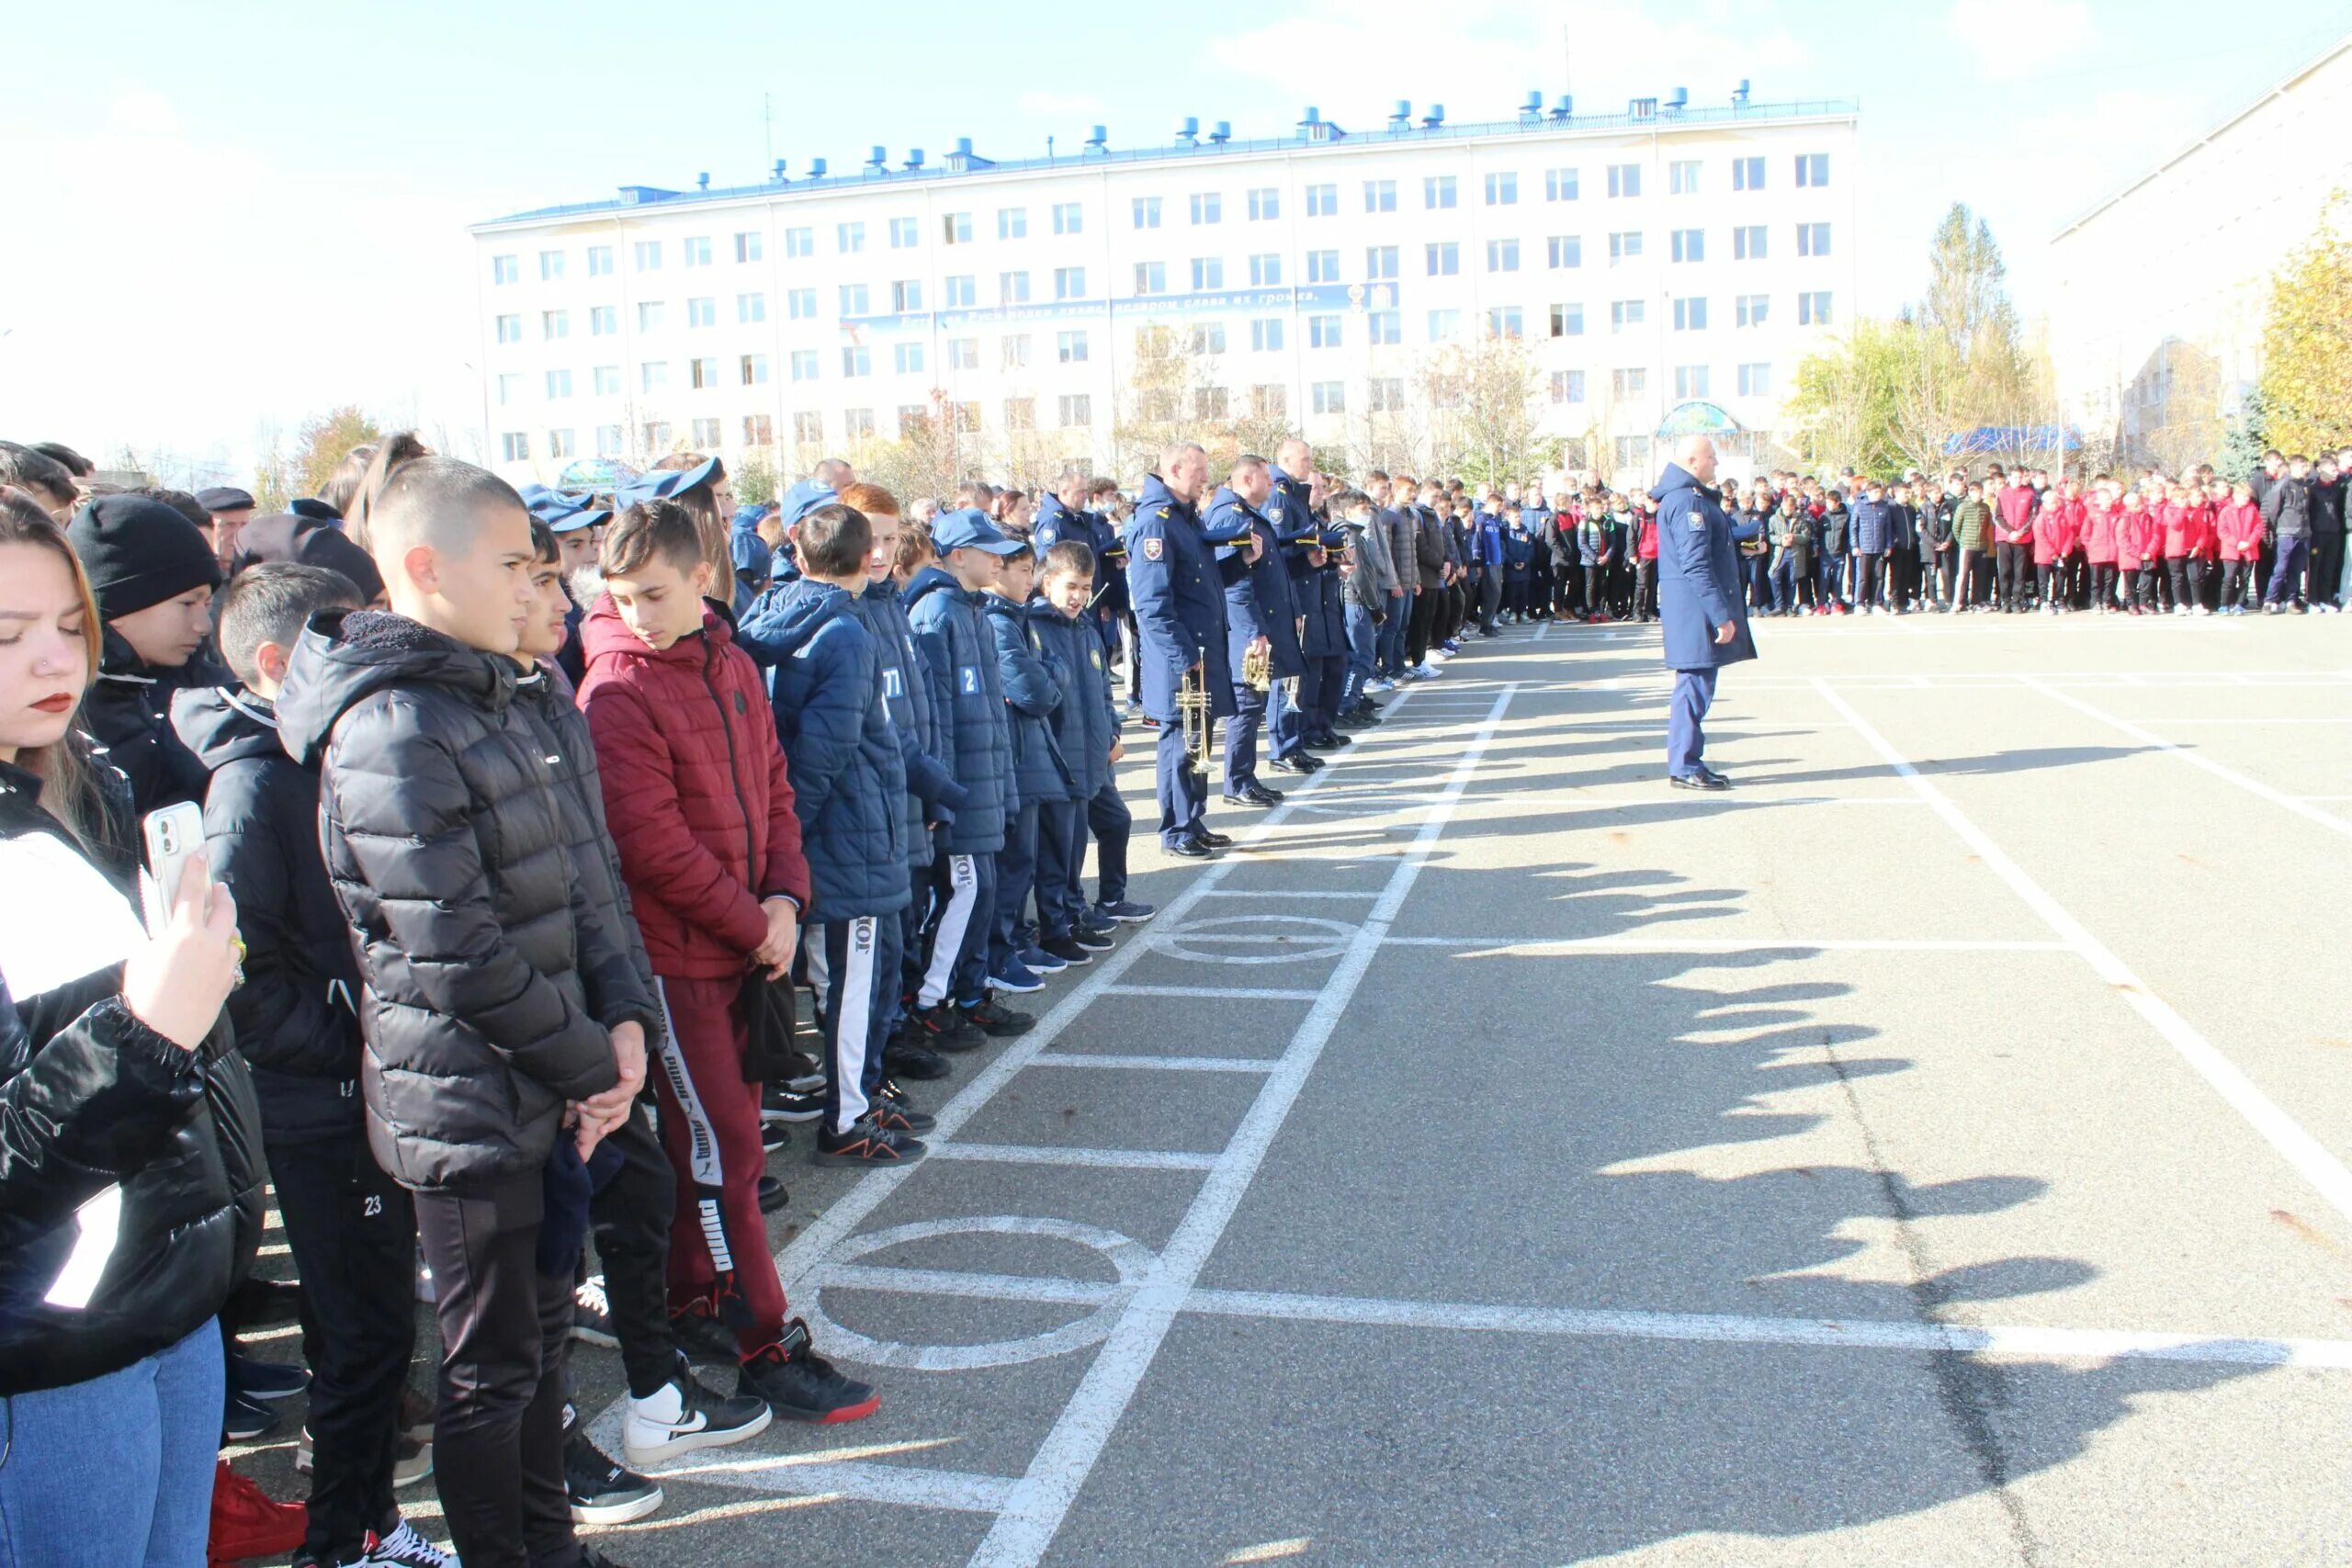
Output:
top-left (229, 608), bottom-right (2352, 1567)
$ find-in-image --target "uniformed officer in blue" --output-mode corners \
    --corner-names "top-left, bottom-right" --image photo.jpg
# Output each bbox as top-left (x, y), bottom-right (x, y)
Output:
top-left (1652, 434), bottom-right (1757, 790)
top-left (1210, 456), bottom-right (1306, 807)
top-left (1125, 442), bottom-right (1236, 857)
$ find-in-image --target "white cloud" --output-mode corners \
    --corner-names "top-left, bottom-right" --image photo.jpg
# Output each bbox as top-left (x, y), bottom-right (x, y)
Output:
top-left (1946, 0), bottom-right (2096, 79)
top-left (1204, 0), bottom-right (1810, 122)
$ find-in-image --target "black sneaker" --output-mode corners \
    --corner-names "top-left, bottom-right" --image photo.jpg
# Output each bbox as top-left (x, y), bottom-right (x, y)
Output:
top-left (621, 1353), bottom-right (775, 1467)
top-left (758, 1174), bottom-right (789, 1213)
top-left (223, 1387), bottom-right (279, 1442)
top-left (761, 1118), bottom-right (793, 1152)
top-left (230, 1353), bottom-right (310, 1403)
top-left (1040, 935), bottom-right (1093, 967)
top-left (780, 1051), bottom-right (827, 1094)
top-left (572, 1275), bottom-right (618, 1348)
top-left (872, 1079), bottom-right (937, 1133)
top-left (667, 1295), bottom-right (741, 1364)
top-left (761, 1084), bottom-right (823, 1125)
top-left (961, 997), bottom-right (1033, 1036)
top-left (882, 1037), bottom-right (951, 1080)
top-left (348, 1519), bottom-right (456, 1566)
top-left (908, 1001), bottom-right (986, 1053)
top-left (1069, 925), bottom-right (1115, 953)
top-left (738, 1320), bottom-right (879, 1424)
top-left (1095, 898), bottom-right (1156, 923)
top-left (813, 1117), bottom-right (926, 1166)
top-left (566, 1428), bottom-right (664, 1526)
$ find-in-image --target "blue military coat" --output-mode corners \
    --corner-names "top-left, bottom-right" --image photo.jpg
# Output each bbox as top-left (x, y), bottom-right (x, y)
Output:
top-left (1652, 463), bottom-right (1758, 672)
top-left (1209, 487), bottom-right (1306, 682)
top-left (1125, 474), bottom-right (1237, 723)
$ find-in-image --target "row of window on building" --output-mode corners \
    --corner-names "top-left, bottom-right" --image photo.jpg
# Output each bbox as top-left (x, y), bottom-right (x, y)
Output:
top-left (493, 352), bottom-right (1774, 467)
top-left (486, 152), bottom-right (1837, 285)
top-left (492, 221), bottom-right (1834, 347)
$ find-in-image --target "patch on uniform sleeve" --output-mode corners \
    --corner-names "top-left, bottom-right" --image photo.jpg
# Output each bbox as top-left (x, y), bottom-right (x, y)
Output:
top-left (1156, 507), bottom-right (1170, 519)
top-left (1089, 649), bottom-right (1103, 670)
top-left (959, 666), bottom-right (979, 694)
top-left (1143, 536), bottom-right (1163, 560)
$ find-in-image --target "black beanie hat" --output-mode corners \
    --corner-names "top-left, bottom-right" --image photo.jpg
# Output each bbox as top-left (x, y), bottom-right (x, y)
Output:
top-left (67, 494), bottom-right (224, 621)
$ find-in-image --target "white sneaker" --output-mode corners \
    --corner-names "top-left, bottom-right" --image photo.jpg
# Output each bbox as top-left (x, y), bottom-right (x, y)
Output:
top-left (624, 1364), bottom-right (775, 1467)
top-left (355, 1520), bottom-right (458, 1567)
top-left (1366, 678), bottom-right (1396, 693)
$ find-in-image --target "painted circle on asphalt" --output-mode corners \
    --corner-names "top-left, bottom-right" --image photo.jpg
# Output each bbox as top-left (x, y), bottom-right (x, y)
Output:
top-left (1150, 913), bottom-right (1359, 964)
top-left (803, 1215), bottom-right (1153, 1371)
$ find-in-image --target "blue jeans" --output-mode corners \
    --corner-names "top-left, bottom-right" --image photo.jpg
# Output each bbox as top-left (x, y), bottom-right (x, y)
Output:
top-left (1376, 592), bottom-right (1410, 676)
top-left (2267, 536), bottom-right (2311, 605)
top-left (1342, 602), bottom-right (1379, 707)
top-left (1266, 678), bottom-right (1302, 762)
top-left (1818, 549), bottom-right (1848, 606)
top-left (0, 1318), bottom-right (222, 1568)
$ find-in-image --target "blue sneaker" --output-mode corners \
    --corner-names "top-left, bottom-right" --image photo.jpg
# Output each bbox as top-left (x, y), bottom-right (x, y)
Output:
top-left (1095, 898), bottom-right (1156, 923)
top-left (1019, 944), bottom-right (1067, 973)
top-left (985, 960), bottom-right (1045, 993)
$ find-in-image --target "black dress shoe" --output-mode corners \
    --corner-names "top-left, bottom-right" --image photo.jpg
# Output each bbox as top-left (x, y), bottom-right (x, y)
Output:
top-left (1222, 789), bottom-right (1276, 808)
top-left (1267, 756), bottom-right (1317, 775)
top-left (1198, 829), bottom-right (1234, 847)
top-left (1668, 772), bottom-right (1730, 792)
top-left (1167, 838), bottom-right (1214, 858)
top-left (1244, 783), bottom-right (1283, 806)
top-left (1698, 767), bottom-right (1733, 787)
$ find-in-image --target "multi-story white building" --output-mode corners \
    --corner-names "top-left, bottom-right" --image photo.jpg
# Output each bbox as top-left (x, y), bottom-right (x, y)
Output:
top-left (2050, 31), bottom-right (2352, 468)
top-left (469, 86), bottom-right (1858, 488)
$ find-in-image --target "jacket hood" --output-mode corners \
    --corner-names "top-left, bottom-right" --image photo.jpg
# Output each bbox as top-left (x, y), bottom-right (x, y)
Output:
top-left (1027, 597), bottom-right (1082, 631)
top-left (743, 577), bottom-right (854, 660)
top-left (903, 563), bottom-right (971, 611)
top-left (579, 593), bottom-right (735, 675)
top-left (277, 608), bottom-right (517, 768)
top-left (1648, 463), bottom-right (1716, 505)
top-left (169, 684), bottom-right (285, 773)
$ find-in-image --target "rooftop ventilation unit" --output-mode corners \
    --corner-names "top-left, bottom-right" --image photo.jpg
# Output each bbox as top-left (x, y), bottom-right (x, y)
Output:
top-left (1732, 78), bottom-right (1751, 105)
top-left (616, 185), bottom-right (678, 205)
top-left (1519, 90), bottom-right (1544, 122)
top-left (1207, 120), bottom-right (1231, 144)
top-left (1630, 97), bottom-right (1657, 118)
top-left (1421, 104), bottom-right (1445, 128)
top-left (1297, 106), bottom-right (1342, 141)
top-left (808, 157), bottom-right (827, 179)
top-left (771, 159), bottom-right (787, 182)
top-left (1175, 116), bottom-right (1199, 144)
top-left (1084, 124), bottom-right (1108, 154)
top-left (945, 137), bottom-right (993, 171)
top-left (903, 148), bottom-right (924, 171)
top-left (695, 171), bottom-right (710, 192)
top-left (1665, 86), bottom-right (1689, 113)
top-left (1389, 99), bottom-right (1412, 130)
top-left (865, 145), bottom-right (888, 174)
top-left (1550, 95), bottom-right (1573, 121)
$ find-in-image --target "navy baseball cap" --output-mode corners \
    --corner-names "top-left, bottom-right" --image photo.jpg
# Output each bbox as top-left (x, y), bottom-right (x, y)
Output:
top-left (930, 507), bottom-right (1023, 556)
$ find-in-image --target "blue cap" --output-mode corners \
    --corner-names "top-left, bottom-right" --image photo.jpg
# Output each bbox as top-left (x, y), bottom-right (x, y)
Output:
top-left (616, 457), bottom-right (722, 504)
top-left (931, 507), bottom-right (1023, 556)
top-left (775, 478), bottom-right (837, 531)
top-left (549, 505), bottom-right (610, 535)
top-left (1316, 527), bottom-right (1349, 550)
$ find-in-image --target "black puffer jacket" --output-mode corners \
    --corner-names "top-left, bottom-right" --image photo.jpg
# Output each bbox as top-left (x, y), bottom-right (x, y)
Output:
top-left (80, 626), bottom-right (223, 819)
top-left (277, 610), bottom-right (655, 1193)
top-left (0, 759), bottom-right (263, 1395)
top-left (507, 661), bottom-right (661, 1037)
top-left (172, 684), bottom-right (364, 1142)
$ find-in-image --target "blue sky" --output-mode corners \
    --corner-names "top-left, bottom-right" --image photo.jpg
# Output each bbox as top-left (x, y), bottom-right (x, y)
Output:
top-left (3, 0), bottom-right (2345, 481)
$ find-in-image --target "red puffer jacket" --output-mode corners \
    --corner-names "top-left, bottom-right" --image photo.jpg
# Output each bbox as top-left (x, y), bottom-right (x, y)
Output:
top-left (578, 597), bottom-right (811, 980)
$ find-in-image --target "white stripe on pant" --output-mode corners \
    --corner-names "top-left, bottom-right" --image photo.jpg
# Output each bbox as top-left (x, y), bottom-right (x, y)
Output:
top-left (650, 977), bottom-right (734, 1272)
top-left (808, 918), bottom-right (879, 1134)
top-left (918, 853), bottom-right (979, 1008)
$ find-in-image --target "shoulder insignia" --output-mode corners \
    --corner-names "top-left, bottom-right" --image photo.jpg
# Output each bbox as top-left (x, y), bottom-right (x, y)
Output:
top-left (1143, 536), bottom-right (1163, 560)
top-left (1156, 507), bottom-right (1170, 518)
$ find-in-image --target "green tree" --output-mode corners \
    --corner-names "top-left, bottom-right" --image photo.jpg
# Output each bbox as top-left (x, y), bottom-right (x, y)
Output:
top-left (2219, 388), bottom-right (2269, 484)
top-left (1416, 333), bottom-right (1558, 489)
top-left (271, 405), bottom-right (381, 502)
top-left (2259, 193), bottom-right (2352, 456)
top-left (734, 451), bottom-right (778, 507)
top-left (1786, 319), bottom-right (1908, 477)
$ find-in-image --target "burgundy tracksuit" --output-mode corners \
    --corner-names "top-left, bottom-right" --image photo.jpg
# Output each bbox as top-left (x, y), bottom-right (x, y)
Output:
top-left (579, 597), bottom-right (810, 1356)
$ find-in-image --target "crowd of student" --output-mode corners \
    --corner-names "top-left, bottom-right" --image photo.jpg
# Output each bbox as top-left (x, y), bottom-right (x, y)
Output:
top-left (2, 415), bottom-right (2338, 1568)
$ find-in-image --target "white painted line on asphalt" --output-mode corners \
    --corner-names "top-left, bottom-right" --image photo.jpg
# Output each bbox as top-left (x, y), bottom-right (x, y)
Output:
top-left (929, 1143), bottom-right (1221, 1172)
top-left (2094, 716), bottom-right (2352, 725)
top-left (1100, 983), bottom-right (1327, 999)
top-left (1028, 1053), bottom-right (1283, 1074)
top-left (1471, 792), bottom-right (1930, 811)
top-left (1382, 935), bottom-right (2071, 953)
top-left (1815, 678), bottom-right (2352, 1232)
top-left (1181, 1288), bottom-right (2352, 1370)
top-left (970, 685), bottom-right (1520, 1568)
top-left (1194, 888), bottom-right (1383, 899)
top-left (809, 1264), bottom-right (2352, 1372)
top-left (765, 687), bottom-right (1429, 1304)
top-left (655, 1451), bottom-right (1018, 1514)
top-left (2018, 676), bottom-right (2352, 841)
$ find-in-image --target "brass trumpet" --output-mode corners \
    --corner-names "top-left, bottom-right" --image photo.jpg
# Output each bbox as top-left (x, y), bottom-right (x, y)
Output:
top-left (1240, 641), bottom-right (1273, 694)
top-left (1178, 662), bottom-right (1215, 775)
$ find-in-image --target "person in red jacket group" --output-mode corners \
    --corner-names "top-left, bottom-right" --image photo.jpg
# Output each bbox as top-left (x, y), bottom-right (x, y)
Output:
top-left (1633, 500), bottom-right (1661, 623)
top-left (578, 500), bottom-right (879, 1426)
top-left (2215, 479), bottom-right (2266, 615)
top-left (2115, 491), bottom-right (2158, 614)
top-left (2031, 489), bottom-right (2076, 615)
top-left (2082, 486), bottom-right (2120, 611)
top-left (1994, 469), bottom-right (2040, 612)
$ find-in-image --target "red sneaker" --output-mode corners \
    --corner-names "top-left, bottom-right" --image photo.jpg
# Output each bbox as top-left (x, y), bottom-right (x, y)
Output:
top-left (208, 1461), bottom-right (306, 1563)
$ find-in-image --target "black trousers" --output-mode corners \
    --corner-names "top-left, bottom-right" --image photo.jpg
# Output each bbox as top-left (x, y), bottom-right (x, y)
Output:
top-left (1930, 550), bottom-right (1958, 603)
top-left (585, 1102), bottom-right (677, 1400)
top-left (1501, 575), bottom-right (1529, 618)
top-left (1406, 581), bottom-right (1440, 664)
top-left (270, 1135), bottom-right (417, 1565)
top-left (414, 1174), bottom-right (577, 1568)
top-left (2222, 559), bottom-right (2255, 606)
top-left (1854, 553), bottom-right (1884, 608)
top-left (2313, 533), bottom-right (2345, 605)
top-left (1634, 560), bottom-right (1657, 619)
top-left (2095, 563), bottom-right (2120, 607)
top-left (1996, 542), bottom-right (2030, 608)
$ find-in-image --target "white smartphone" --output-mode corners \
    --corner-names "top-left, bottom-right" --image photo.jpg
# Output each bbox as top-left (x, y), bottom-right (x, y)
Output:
top-left (139, 801), bottom-right (207, 938)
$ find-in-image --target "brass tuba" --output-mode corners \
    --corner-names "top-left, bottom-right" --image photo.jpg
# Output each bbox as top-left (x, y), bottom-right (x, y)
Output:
top-left (1178, 663), bottom-right (1215, 774)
